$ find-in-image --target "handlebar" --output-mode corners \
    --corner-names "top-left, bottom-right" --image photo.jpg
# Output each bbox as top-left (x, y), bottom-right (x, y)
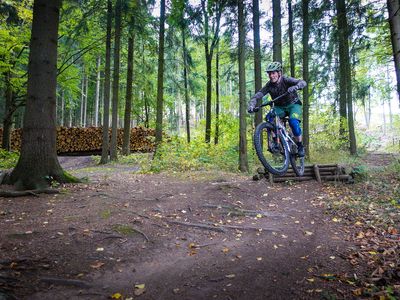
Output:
top-left (254, 92), bottom-right (289, 111)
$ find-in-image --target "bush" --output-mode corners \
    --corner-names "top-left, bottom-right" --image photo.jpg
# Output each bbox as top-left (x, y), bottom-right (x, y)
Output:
top-left (0, 149), bottom-right (19, 169)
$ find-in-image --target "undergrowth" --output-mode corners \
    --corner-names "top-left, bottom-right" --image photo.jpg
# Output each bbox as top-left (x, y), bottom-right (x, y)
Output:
top-left (0, 149), bottom-right (19, 169)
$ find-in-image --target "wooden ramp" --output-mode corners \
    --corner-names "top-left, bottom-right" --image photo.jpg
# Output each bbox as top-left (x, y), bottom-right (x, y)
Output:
top-left (253, 164), bottom-right (353, 183)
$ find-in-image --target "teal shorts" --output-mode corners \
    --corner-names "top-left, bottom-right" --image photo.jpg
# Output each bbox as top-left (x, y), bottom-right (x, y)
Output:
top-left (274, 103), bottom-right (302, 120)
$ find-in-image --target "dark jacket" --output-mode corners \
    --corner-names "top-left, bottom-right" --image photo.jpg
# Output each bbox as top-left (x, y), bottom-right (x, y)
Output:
top-left (249, 76), bottom-right (307, 108)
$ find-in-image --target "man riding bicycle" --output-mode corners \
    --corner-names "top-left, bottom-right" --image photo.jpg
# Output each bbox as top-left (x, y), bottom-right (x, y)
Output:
top-left (247, 61), bottom-right (307, 157)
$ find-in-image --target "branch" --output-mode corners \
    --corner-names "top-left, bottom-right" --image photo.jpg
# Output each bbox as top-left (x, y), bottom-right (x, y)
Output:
top-left (57, 36), bottom-right (105, 75)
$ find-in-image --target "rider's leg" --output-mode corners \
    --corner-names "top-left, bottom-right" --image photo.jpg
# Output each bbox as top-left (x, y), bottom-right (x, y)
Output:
top-left (266, 108), bottom-right (285, 152)
top-left (288, 104), bottom-right (305, 157)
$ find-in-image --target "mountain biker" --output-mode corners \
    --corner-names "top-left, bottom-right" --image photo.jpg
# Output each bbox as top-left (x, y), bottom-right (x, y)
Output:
top-left (247, 61), bottom-right (307, 157)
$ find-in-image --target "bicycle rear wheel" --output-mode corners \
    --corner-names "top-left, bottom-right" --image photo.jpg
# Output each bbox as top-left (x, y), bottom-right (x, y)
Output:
top-left (254, 122), bottom-right (290, 176)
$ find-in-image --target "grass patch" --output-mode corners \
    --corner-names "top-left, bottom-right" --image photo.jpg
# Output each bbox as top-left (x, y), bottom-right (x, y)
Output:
top-left (112, 224), bottom-right (135, 236)
top-left (100, 209), bottom-right (112, 219)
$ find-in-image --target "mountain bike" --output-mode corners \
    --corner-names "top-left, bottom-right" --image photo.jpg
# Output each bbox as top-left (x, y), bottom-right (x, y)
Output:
top-left (252, 93), bottom-right (305, 176)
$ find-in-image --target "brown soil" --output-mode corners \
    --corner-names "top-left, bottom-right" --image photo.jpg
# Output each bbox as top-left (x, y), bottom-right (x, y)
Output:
top-left (0, 155), bottom-right (395, 300)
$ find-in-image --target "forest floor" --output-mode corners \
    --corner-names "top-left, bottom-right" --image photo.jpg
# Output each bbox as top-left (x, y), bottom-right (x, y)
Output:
top-left (0, 153), bottom-right (399, 300)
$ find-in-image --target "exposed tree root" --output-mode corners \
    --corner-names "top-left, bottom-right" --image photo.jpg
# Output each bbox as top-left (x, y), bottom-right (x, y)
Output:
top-left (0, 189), bottom-right (60, 198)
top-left (39, 277), bottom-right (91, 288)
top-left (166, 220), bottom-right (226, 232)
top-left (202, 204), bottom-right (284, 218)
top-left (167, 219), bottom-right (280, 233)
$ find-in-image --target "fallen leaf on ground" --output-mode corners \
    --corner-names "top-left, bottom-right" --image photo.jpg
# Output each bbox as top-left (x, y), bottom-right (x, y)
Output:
top-left (90, 261), bottom-right (105, 269)
top-left (111, 293), bottom-right (122, 299)
top-left (134, 283), bottom-right (146, 296)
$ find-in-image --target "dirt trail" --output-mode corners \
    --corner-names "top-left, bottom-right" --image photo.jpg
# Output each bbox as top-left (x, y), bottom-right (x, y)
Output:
top-left (1, 157), bottom-right (369, 300)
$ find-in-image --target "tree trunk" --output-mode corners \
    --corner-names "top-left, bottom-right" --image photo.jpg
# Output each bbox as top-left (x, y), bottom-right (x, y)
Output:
top-left (302, 0), bottom-right (310, 159)
top-left (201, 0), bottom-right (223, 143)
top-left (336, 0), bottom-right (349, 144)
top-left (382, 98), bottom-right (386, 134)
top-left (205, 52), bottom-right (212, 143)
top-left (347, 63), bottom-right (357, 154)
top-left (387, 0), bottom-right (400, 107)
top-left (60, 89), bottom-right (64, 126)
top-left (123, 35), bottom-right (135, 156)
top-left (238, 0), bottom-right (248, 173)
top-left (272, 0), bottom-right (282, 62)
top-left (155, 0), bottom-right (166, 144)
top-left (110, 0), bottom-right (122, 161)
top-left (214, 44), bottom-right (220, 145)
top-left (253, 0), bottom-right (263, 126)
top-left (100, 0), bottom-right (112, 164)
top-left (2, 71), bottom-right (13, 151)
top-left (182, 25), bottom-right (190, 143)
top-left (95, 56), bottom-right (101, 127)
top-left (80, 74), bottom-right (85, 127)
top-left (83, 73), bottom-right (88, 127)
top-left (7, 0), bottom-right (71, 190)
top-left (288, 0), bottom-right (295, 77)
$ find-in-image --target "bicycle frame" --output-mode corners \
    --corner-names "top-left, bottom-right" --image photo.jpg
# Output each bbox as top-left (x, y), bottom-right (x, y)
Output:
top-left (268, 102), bottom-right (298, 155)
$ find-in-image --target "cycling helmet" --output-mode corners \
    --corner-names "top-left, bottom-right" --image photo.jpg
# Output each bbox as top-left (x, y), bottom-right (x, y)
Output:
top-left (265, 61), bottom-right (282, 72)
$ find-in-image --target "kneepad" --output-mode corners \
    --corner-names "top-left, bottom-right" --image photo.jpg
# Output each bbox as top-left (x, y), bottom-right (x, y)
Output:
top-left (288, 118), bottom-right (302, 137)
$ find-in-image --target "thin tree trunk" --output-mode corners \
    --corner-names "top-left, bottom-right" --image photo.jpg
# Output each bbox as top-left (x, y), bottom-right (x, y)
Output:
top-left (336, 0), bottom-right (348, 143)
top-left (100, 0), bottom-right (112, 164)
top-left (272, 0), bottom-right (282, 62)
top-left (83, 73), bottom-right (88, 127)
top-left (2, 71), bottom-right (13, 151)
top-left (382, 98), bottom-right (386, 134)
top-left (302, 0), bottom-right (310, 159)
top-left (95, 56), bottom-right (101, 127)
top-left (215, 44), bottom-right (220, 145)
top-left (61, 90), bottom-right (64, 126)
top-left (7, 0), bottom-right (69, 190)
top-left (387, 65), bottom-right (393, 128)
top-left (347, 64), bottom-right (357, 154)
top-left (155, 0), bottom-right (166, 144)
top-left (80, 74), bottom-right (84, 127)
top-left (387, 0), bottom-right (400, 107)
top-left (238, 0), bottom-right (248, 173)
top-left (201, 0), bottom-right (223, 143)
top-left (123, 35), bottom-right (135, 156)
top-left (253, 0), bottom-right (263, 126)
top-left (182, 25), bottom-right (190, 143)
top-left (68, 104), bottom-right (72, 127)
top-left (110, 0), bottom-right (122, 161)
top-left (288, 0), bottom-right (295, 77)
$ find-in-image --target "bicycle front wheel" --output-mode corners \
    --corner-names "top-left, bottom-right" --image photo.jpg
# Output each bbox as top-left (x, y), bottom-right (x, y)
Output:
top-left (290, 151), bottom-right (305, 176)
top-left (254, 122), bottom-right (290, 176)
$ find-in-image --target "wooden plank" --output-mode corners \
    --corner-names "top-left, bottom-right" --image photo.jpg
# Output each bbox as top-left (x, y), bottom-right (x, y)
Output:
top-left (314, 164), bottom-right (322, 183)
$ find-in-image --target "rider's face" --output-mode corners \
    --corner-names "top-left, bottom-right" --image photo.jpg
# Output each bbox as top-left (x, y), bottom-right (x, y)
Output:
top-left (268, 71), bottom-right (280, 83)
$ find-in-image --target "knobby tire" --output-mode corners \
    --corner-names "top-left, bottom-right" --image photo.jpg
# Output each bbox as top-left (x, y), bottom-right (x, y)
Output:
top-left (254, 122), bottom-right (290, 176)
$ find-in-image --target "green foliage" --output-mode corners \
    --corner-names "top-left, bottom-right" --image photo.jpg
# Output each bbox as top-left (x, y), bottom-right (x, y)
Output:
top-left (151, 135), bottom-right (239, 173)
top-left (0, 149), bottom-right (19, 169)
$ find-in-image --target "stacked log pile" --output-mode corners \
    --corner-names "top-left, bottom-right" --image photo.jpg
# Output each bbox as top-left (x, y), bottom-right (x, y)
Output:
top-left (254, 164), bottom-right (353, 183)
top-left (0, 127), bottom-right (155, 154)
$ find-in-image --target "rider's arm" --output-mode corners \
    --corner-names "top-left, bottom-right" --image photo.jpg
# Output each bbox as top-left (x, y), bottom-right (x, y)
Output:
top-left (285, 77), bottom-right (307, 90)
top-left (248, 84), bottom-right (270, 110)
